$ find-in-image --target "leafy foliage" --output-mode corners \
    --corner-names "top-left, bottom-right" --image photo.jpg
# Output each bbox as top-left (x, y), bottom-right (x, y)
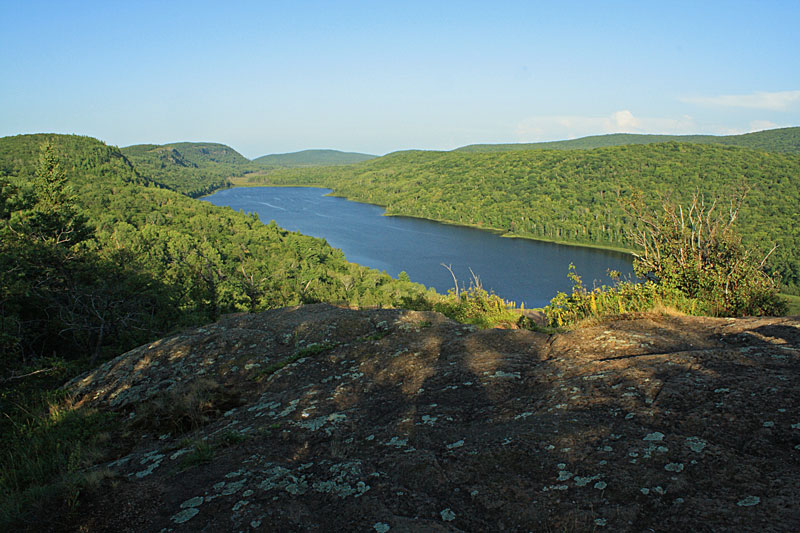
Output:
top-left (544, 190), bottom-right (787, 327)
top-left (1, 139), bottom-right (170, 368)
top-left (544, 265), bottom-right (703, 327)
top-left (622, 191), bottom-right (786, 316)
top-left (0, 134), bottom-right (431, 374)
top-left (13, 141), bottom-right (91, 247)
top-left (405, 268), bottom-right (523, 328)
top-left (431, 285), bottom-right (521, 328)
top-left (0, 133), bottom-right (439, 528)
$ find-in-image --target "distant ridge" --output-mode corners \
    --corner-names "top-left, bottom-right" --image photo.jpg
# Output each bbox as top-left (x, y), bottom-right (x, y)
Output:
top-left (118, 143), bottom-right (377, 196)
top-left (253, 149), bottom-right (377, 167)
top-left (121, 142), bottom-right (253, 197)
top-left (455, 126), bottom-right (800, 154)
top-left (122, 142), bottom-right (250, 167)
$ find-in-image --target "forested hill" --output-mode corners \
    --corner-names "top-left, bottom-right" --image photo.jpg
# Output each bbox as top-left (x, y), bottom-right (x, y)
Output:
top-left (0, 133), bottom-right (152, 188)
top-left (456, 126), bottom-right (800, 154)
top-left (247, 142), bottom-right (800, 293)
top-left (121, 144), bottom-right (378, 197)
top-left (0, 133), bottom-right (429, 368)
top-left (121, 142), bottom-right (255, 197)
top-left (253, 149), bottom-right (376, 167)
top-left (123, 141), bottom-right (250, 166)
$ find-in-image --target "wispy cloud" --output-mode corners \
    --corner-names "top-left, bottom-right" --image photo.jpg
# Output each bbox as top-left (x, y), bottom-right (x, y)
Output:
top-left (748, 119), bottom-right (779, 131)
top-left (681, 90), bottom-right (800, 111)
top-left (515, 111), bottom-right (697, 142)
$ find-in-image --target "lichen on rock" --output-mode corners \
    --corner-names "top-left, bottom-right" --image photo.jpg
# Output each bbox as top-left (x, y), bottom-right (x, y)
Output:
top-left (60, 305), bottom-right (800, 532)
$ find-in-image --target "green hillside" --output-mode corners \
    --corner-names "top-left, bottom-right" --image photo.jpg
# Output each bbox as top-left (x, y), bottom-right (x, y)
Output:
top-left (0, 133), bottom-right (152, 189)
top-left (456, 126), bottom-right (800, 154)
top-left (247, 142), bottom-right (800, 293)
top-left (253, 149), bottom-right (377, 167)
top-left (0, 134), bottom-right (429, 370)
top-left (132, 142), bottom-right (251, 166)
top-left (121, 142), bottom-right (254, 197)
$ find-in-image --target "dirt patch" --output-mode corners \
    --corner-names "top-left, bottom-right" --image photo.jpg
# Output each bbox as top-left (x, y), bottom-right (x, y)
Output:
top-left (61, 304), bottom-right (800, 532)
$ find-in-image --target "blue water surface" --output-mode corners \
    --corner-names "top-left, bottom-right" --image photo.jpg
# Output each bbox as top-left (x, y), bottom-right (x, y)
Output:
top-left (204, 187), bottom-right (634, 308)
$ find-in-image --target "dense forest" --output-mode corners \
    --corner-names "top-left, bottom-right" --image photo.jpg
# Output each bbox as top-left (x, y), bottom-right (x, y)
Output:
top-left (456, 126), bottom-right (800, 153)
top-left (0, 134), bottom-right (430, 372)
top-left (248, 141), bottom-right (800, 294)
top-left (120, 142), bottom-right (257, 197)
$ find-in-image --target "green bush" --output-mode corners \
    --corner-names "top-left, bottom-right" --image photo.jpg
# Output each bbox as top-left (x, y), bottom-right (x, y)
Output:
top-left (543, 265), bottom-right (702, 327)
top-left (430, 273), bottom-right (521, 328)
top-left (623, 190), bottom-right (786, 317)
top-left (545, 191), bottom-right (787, 327)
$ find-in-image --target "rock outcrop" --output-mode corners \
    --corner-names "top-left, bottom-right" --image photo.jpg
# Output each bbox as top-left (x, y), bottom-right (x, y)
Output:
top-left (66, 304), bottom-right (800, 532)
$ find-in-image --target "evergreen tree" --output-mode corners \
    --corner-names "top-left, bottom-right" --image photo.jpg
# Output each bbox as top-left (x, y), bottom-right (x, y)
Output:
top-left (21, 141), bottom-right (90, 248)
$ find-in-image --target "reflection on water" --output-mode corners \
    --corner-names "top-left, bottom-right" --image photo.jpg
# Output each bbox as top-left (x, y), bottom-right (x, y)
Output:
top-left (204, 187), bottom-right (634, 308)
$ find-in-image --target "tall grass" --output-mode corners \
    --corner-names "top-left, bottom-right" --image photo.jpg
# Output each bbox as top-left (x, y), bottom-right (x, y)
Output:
top-left (0, 385), bottom-right (114, 529)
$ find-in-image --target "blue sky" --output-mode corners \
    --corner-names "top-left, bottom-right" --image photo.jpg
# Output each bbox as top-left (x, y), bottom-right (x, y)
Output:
top-left (1, 0), bottom-right (798, 158)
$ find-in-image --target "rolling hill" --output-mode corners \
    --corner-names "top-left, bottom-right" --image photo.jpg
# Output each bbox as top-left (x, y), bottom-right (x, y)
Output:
top-left (121, 142), bottom-right (255, 197)
top-left (5, 130), bottom-right (797, 533)
top-left (123, 142), bottom-right (251, 166)
top-left (120, 144), bottom-right (377, 196)
top-left (455, 126), bottom-right (800, 154)
top-left (253, 149), bottom-right (377, 167)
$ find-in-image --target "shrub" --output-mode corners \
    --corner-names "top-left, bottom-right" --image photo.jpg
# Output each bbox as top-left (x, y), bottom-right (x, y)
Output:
top-left (546, 189), bottom-right (788, 327)
top-left (622, 190), bottom-right (786, 316)
top-left (431, 270), bottom-right (521, 328)
top-left (543, 265), bottom-right (702, 327)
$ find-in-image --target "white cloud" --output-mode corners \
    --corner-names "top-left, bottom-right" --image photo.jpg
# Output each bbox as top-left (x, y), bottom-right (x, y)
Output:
top-left (681, 90), bottom-right (800, 111)
top-left (749, 119), bottom-right (779, 131)
top-left (700, 120), bottom-right (783, 137)
top-left (611, 110), bottom-right (641, 130)
top-left (515, 111), bottom-right (697, 142)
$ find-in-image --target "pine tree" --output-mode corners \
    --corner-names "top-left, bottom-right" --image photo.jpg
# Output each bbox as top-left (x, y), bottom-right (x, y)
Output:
top-left (21, 140), bottom-right (90, 248)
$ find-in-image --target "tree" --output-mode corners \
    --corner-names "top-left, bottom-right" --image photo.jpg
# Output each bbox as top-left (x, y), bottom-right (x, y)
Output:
top-left (11, 141), bottom-right (90, 249)
top-left (1, 142), bottom-right (174, 371)
top-left (621, 189), bottom-right (786, 316)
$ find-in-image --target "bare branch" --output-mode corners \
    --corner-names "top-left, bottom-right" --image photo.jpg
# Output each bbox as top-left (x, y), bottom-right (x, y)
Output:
top-left (441, 263), bottom-right (459, 297)
top-left (759, 243), bottom-right (779, 268)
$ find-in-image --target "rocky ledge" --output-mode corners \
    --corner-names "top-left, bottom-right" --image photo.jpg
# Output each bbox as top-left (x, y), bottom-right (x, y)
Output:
top-left (65, 304), bottom-right (800, 532)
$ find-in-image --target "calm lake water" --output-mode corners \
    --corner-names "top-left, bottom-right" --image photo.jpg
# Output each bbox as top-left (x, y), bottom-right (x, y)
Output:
top-left (204, 187), bottom-right (634, 308)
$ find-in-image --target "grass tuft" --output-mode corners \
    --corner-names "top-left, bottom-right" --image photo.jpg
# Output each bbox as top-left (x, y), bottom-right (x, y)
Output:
top-left (131, 378), bottom-right (239, 435)
top-left (0, 388), bottom-right (114, 530)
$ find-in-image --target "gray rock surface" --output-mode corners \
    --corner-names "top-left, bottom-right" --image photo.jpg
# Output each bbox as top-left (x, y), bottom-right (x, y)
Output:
top-left (66, 304), bottom-right (800, 532)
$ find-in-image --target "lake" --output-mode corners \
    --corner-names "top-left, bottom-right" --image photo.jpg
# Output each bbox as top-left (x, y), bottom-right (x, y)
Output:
top-left (203, 187), bottom-right (635, 308)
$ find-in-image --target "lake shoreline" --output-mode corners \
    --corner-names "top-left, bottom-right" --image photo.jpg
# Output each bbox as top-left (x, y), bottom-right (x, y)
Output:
top-left (224, 180), bottom-right (636, 257)
top-left (204, 186), bottom-right (635, 309)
